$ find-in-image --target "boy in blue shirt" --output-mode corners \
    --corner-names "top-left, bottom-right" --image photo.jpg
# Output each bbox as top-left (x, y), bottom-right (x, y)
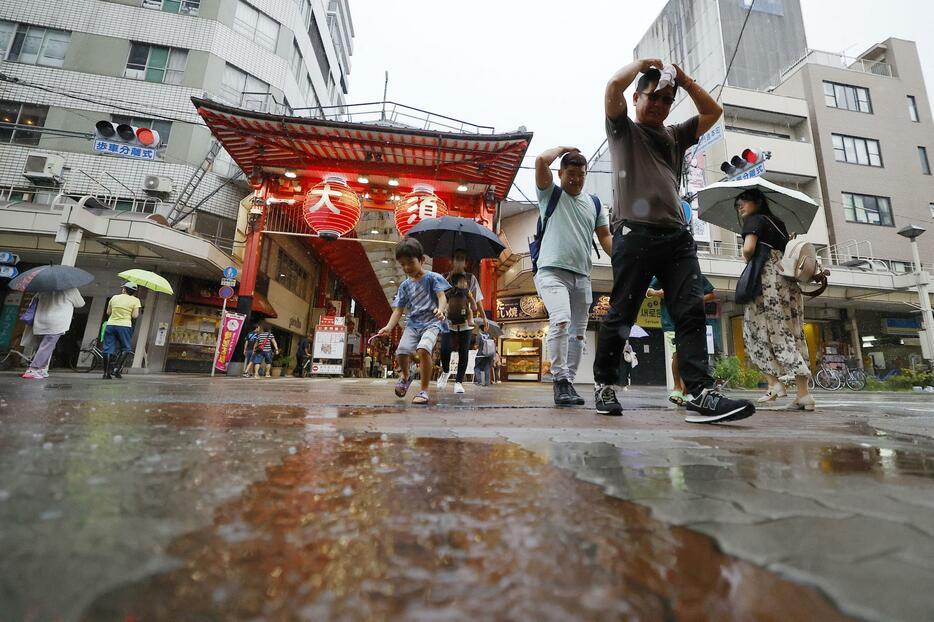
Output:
top-left (376, 237), bottom-right (449, 404)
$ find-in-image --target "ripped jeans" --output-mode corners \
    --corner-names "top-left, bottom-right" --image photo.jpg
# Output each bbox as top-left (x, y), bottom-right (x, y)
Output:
top-left (534, 267), bottom-right (592, 382)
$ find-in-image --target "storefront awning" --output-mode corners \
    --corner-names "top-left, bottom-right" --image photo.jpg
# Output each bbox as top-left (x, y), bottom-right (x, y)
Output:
top-left (180, 280), bottom-right (277, 318)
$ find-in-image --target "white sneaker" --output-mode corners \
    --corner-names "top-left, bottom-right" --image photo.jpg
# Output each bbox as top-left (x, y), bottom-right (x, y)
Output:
top-left (453, 382), bottom-right (465, 394)
top-left (437, 371), bottom-right (450, 389)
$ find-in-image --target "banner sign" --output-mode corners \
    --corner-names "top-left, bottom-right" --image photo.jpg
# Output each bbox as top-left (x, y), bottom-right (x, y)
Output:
top-left (214, 311), bottom-right (246, 372)
top-left (692, 123), bottom-right (724, 156)
top-left (313, 317), bottom-right (346, 360)
top-left (497, 293), bottom-right (661, 328)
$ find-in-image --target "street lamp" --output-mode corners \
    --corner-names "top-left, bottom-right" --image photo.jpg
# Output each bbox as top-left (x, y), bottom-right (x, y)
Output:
top-left (897, 224), bottom-right (934, 363)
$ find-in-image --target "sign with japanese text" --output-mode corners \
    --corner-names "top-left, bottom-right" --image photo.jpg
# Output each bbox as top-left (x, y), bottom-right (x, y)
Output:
top-left (691, 122), bottom-right (723, 157)
top-left (395, 190), bottom-right (449, 236)
top-left (93, 139), bottom-right (157, 161)
top-left (313, 317), bottom-right (346, 360)
top-left (214, 311), bottom-right (246, 373)
top-left (303, 177), bottom-right (361, 238)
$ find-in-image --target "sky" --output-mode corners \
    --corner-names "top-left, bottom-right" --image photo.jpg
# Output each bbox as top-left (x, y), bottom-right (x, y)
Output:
top-left (346, 0), bottom-right (934, 201)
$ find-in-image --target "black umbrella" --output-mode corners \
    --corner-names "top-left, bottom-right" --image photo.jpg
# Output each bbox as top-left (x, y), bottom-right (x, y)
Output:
top-left (406, 216), bottom-right (506, 262)
top-left (8, 265), bottom-right (94, 292)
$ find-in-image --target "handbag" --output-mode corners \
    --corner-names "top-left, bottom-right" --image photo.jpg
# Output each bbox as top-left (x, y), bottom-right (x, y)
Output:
top-left (19, 296), bottom-right (38, 325)
top-left (735, 241), bottom-right (773, 304)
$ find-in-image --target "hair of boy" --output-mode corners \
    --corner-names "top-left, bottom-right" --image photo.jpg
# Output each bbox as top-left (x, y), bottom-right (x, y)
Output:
top-left (394, 236), bottom-right (424, 260)
top-left (636, 68), bottom-right (679, 97)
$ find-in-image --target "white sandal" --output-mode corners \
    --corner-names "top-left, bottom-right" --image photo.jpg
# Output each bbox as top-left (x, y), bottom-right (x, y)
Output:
top-left (757, 386), bottom-right (788, 403)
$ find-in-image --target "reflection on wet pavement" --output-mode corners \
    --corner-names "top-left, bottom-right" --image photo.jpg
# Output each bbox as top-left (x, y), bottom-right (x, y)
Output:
top-left (77, 436), bottom-right (847, 621)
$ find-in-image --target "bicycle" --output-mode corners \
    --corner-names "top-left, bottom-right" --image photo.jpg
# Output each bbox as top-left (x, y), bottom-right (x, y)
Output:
top-left (70, 338), bottom-right (103, 373)
top-left (0, 348), bottom-right (32, 371)
top-left (813, 359), bottom-right (843, 391)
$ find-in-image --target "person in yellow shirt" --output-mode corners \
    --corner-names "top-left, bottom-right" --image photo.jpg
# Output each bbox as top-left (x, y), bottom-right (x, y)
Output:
top-left (102, 282), bottom-right (141, 379)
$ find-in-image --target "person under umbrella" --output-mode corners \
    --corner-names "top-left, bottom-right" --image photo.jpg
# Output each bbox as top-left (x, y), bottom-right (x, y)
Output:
top-left (436, 250), bottom-right (489, 394)
top-left (102, 282), bottom-right (141, 379)
top-left (21, 288), bottom-right (85, 379)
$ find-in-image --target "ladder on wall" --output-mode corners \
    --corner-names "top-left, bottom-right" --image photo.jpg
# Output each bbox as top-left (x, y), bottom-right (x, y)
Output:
top-left (167, 141), bottom-right (222, 226)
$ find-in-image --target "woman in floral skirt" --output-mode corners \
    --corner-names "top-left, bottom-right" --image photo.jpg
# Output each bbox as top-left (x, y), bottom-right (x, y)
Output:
top-left (738, 188), bottom-right (814, 411)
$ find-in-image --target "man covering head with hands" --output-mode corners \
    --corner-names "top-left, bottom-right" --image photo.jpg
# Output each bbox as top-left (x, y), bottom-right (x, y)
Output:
top-left (592, 58), bottom-right (755, 424)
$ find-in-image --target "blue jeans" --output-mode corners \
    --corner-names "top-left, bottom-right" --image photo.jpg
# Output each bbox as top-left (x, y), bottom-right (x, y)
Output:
top-left (534, 268), bottom-right (592, 382)
top-left (103, 325), bottom-right (133, 355)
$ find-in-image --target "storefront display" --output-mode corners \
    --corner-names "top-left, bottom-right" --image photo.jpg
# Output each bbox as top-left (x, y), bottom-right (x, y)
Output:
top-left (165, 303), bottom-right (222, 373)
top-left (502, 337), bottom-right (542, 381)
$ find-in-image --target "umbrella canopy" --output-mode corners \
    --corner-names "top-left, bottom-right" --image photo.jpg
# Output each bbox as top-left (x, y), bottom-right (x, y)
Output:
top-left (118, 269), bottom-right (174, 294)
top-left (473, 317), bottom-right (503, 338)
top-left (696, 177), bottom-right (819, 235)
top-left (8, 265), bottom-right (94, 292)
top-left (406, 216), bottom-right (506, 262)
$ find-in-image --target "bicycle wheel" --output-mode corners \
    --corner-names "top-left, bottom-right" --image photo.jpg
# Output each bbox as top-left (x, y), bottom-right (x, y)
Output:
top-left (815, 368), bottom-right (842, 391)
top-left (846, 369), bottom-right (867, 391)
top-left (0, 353), bottom-right (12, 371)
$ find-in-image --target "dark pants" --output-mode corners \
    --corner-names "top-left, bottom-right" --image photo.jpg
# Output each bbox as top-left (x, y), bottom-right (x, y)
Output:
top-left (440, 330), bottom-right (471, 383)
top-left (103, 325), bottom-right (133, 355)
top-left (594, 226), bottom-right (712, 396)
top-left (294, 355), bottom-right (307, 376)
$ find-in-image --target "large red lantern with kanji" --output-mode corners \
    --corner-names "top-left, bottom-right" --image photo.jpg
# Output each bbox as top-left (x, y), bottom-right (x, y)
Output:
top-left (303, 175), bottom-right (361, 239)
top-left (395, 189), bottom-right (448, 236)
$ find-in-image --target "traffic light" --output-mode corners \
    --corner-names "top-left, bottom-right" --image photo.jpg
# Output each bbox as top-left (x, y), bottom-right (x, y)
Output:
top-left (720, 148), bottom-right (770, 178)
top-left (94, 120), bottom-right (161, 149)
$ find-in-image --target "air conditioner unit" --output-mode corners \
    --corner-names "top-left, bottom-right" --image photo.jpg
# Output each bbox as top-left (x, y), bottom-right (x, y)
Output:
top-left (144, 175), bottom-right (174, 194)
top-left (22, 153), bottom-right (65, 184)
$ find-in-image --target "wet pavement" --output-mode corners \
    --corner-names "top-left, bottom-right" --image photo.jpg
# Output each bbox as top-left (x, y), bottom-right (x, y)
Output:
top-left (1, 374), bottom-right (933, 621)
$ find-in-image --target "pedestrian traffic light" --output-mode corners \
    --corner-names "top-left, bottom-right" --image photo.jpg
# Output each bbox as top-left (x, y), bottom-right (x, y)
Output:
top-left (94, 120), bottom-right (161, 148)
top-left (720, 148), bottom-right (770, 178)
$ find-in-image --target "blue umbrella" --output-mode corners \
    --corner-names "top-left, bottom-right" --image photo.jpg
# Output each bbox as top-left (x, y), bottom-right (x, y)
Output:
top-left (406, 216), bottom-right (506, 262)
top-left (8, 264), bottom-right (94, 292)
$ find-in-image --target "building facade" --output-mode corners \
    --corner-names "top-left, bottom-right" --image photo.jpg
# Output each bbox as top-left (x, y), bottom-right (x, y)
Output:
top-left (0, 0), bottom-right (354, 373)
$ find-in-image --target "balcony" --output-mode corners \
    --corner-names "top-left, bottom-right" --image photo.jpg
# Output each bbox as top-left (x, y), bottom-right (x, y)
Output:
top-left (782, 49), bottom-right (894, 82)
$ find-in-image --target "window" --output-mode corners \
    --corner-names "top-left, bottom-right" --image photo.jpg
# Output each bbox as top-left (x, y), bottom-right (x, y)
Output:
top-left (823, 81), bottom-right (872, 113)
top-left (908, 95), bottom-right (920, 122)
top-left (276, 248), bottom-right (309, 299)
top-left (920, 146), bottom-right (931, 175)
top-left (842, 192), bottom-right (894, 227)
top-left (141, 0), bottom-right (200, 15)
top-left (832, 134), bottom-right (882, 167)
top-left (290, 39), bottom-right (304, 84)
top-left (125, 43), bottom-right (187, 84)
top-left (221, 63), bottom-right (270, 111)
top-left (112, 115), bottom-right (172, 147)
top-left (233, 1), bottom-right (279, 52)
top-left (930, 202), bottom-right (934, 219)
top-left (890, 260), bottom-right (913, 274)
top-left (0, 100), bottom-right (49, 146)
top-left (193, 213), bottom-right (236, 252)
top-left (308, 12), bottom-right (331, 82)
top-left (0, 21), bottom-right (70, 67)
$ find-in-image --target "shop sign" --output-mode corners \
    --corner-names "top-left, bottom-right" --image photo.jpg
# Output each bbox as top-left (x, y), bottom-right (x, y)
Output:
top-left (882, 317), bottom-right (921, 336)
top-left (395, 190), bottom-right (448, 236)
top-left (303, 176), bottom-right (361, 238)
top-left (310, 363), bottom-right (342, 375)
top-left (496, 295), bottom-right (547, 321)
top-left (0, 291), bottom-right (24, 349)
top-left (636, 298), bottom-right (662, 329)
top-left (214, 312), bottom-right (246, 373)
top-left (313, 316), bottom-right (346, 360)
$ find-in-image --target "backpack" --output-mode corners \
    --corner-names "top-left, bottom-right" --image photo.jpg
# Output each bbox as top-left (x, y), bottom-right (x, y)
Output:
top-left (477, 332), bottom-right (495, 358)
top-left (529, 188), bottom-right (603, 274)
top-left (764, 216), bottom-right (829, 297)
top-left (446, 288), bottom-right (470, 325)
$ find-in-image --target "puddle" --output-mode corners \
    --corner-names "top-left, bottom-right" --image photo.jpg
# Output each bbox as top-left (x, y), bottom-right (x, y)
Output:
top-left (78, 436), bottom-right (850, 621)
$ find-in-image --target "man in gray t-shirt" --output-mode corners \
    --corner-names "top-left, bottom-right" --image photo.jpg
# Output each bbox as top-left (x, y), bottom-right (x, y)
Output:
top-left (592, 58), bottom-right (755, 425)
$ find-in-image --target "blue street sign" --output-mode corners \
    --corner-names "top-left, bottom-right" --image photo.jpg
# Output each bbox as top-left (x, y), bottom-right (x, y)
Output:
top-left (92, 139), bottom-right (156, 161)
top-left (0, 251), bottom-right (19, 265)
top-left (730, 162), bottom-right (767, 181)
top-left (0, 266), bottom-right (18, 279)
top-left (223, 266), bottom-right (238, 279)
top-left (219, 286), bottom-right (235, 300)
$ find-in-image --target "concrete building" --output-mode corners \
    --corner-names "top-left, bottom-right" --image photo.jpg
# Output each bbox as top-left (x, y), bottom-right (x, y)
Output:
top-left (634, 0), bottom-right (807, 122)
top-left (0, 0), bottom-right (354, 372)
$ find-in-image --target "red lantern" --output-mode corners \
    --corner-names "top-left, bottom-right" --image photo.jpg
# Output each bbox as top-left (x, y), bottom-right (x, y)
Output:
top-left (394, 190), bottom-right (448, 236)
top-left (303, 176), bottom-right (361, 239)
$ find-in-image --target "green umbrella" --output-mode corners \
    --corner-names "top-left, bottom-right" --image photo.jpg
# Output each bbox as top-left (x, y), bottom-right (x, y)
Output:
top-left (118, 269), bottom-right (174, 294)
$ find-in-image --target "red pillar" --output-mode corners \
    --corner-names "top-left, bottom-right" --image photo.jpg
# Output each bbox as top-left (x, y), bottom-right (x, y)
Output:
top-left (236, 182), bottom-right (269, 317)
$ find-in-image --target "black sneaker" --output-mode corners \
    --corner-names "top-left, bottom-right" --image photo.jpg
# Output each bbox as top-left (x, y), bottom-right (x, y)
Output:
top-left (594, 384), bottom-right (623, 416)
top-left (553, 379), bottom-right (577, 406)
top-left (566, 382), bottom-right (585, 406)
top-left (684, 388), bottom-right (755, 424)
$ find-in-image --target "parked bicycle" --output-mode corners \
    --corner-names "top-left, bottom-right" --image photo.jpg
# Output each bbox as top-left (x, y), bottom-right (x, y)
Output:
top-left (811, 359), bottom-right (866, 391)
top-left (0, 348), bottom-right (33, 371)
top-left (69, 338), bottom-right (132, 376)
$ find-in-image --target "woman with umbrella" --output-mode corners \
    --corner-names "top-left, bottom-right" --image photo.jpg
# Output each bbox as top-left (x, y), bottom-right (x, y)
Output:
top-left (737, 188), bottom-right (814, 411)
top-left (8, 265), bottom-right (91, 380)
top-left (102, 282), bottom-right (141, 379)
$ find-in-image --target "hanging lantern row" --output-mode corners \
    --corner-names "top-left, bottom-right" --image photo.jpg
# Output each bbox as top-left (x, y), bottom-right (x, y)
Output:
top-left (302, 175), bottom-right (361, 239)
top-left (301, 177), bottom-right (448, 239)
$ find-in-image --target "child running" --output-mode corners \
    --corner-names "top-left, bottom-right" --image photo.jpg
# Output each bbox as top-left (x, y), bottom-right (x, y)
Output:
top-left (376, 237), bottom-right (449, 405)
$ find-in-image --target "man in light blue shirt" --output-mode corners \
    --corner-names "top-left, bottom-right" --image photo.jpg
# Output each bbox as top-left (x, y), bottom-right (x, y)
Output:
top-left (534, 147), bottom-right (612, 406)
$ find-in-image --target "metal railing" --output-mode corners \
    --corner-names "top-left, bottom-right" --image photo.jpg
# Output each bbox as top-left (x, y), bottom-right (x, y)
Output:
top-left (0, 181), bottom-right (163, 215)
top-left (781, 49), bottom-right (894, 82)
top-left (291, 101), bottom-right (496, 135)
